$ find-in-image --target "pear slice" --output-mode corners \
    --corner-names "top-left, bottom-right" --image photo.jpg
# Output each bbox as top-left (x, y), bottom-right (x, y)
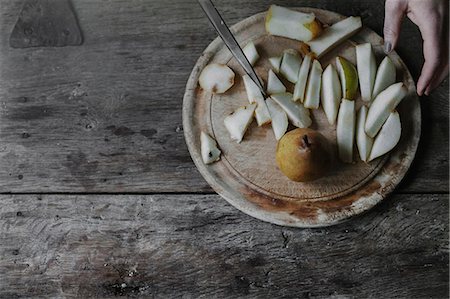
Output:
top-left (224, 104), bottom-right (256, 143)
top-left (356, 43), bottom-right (377, 102)
top-left (365, 82), bottom-right (407, 138)
top-left (336, 56), bottom-right (359, 100)
top-left (266, 97), bottom-right (288, 140)
top-left (280, 49), bottom-right (302, 83)
top-left (356, 106), bottom-right (374, 162)
top-left (199, 63), bottom-right (235, 94)
top-left (265, 5), bottom-right (323, 42)
top-left (304, 59), bottom-right (323, 109)
top-left (267, 69), bottom-right (286, 95)
top-left (271, 93), bottom-right (312, 128)
top-left (242, 75), bottom-right (271, 126)
top-left (306, 16), bottom-right (362, 58)
top-left (368, 111), bottom-right (401, 161)
top-left (200, 131), bottom-right (221, 164)
top-left (293, 54), bottom-right (312, 102)
top-left (321, 64), bottom-right (342, 125)
top-left (243, 41), bottom-right (259, 66)
top-left (336, 99), bottom-right (355, 163)
top-left (269, 56), bottom-right (282, 73)
top-left (372, 56), bottom-right (396, 99)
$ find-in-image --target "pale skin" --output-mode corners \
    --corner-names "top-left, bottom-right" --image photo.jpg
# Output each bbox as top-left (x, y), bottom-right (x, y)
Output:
top-left (383, 0), bottom-right (449, 96)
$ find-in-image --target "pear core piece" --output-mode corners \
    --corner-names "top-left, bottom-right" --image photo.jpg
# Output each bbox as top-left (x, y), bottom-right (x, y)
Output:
top-left (200, 131), bottom-right (221, 164)
top-left (267, 69), bottom-right (287, 95)
top-left (242, 75), bottom-right (271, 126)
top-left (224, 104), bottom-right (256, 143)
top-left (276, 128), bottom-right (332, 182)
top-left (280, 49), bottom-right (302, 83)
top-left (199, 63), bottom-right (235, 94)
top-left (269, 56), bottom-right (282, 73)
top-left (243, 41), bottom-right (259, 66)
top-left (265, 5), bottom-right (323, 42)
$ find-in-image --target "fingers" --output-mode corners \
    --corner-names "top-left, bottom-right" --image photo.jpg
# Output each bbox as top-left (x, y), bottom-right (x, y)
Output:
top-left (416, 17), bottom-right (444, 96)
top-left (424, 63), bottom-right (449, 95)
top-left (383, 0), bottom-right (407, 53)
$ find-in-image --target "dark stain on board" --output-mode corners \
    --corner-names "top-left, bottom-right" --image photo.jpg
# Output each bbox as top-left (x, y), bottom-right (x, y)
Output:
top-left (64, 151), bottom-right (98, 190)
top-left (106, 126), bottom-right (135, 137)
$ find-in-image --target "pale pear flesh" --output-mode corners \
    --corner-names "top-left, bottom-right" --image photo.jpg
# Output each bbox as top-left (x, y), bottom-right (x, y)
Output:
top-left (266, 97), bottom-right (288, 140)
top-left (356, 105), bottom-right (374, 162)
top-left (365, 82), bottom-right (407, 138)
top-left (372, 56), bottom-right (396, 99)
top-left (304, 59), bottom-right (323, 109)
top-left (269, 56), bottom-right (282, 73)
top-left (267, 69), bottom-right (287, 95)
top-left (243, 41), bottom-right (260, 66)
top-left (265, 5), bottom-right (322, 42)
top-left (306, 16), bottom-right (362, 58)
top-left (243, 75), bottom-right (272, 126)
top-left (271, 93), bottom-right (312, 128)
top-left (224, 104), bottom-right (256, 143)
top-left (321, 64), bottom-right (342, 125)
top-left (199, 63), bottom-right (235, 94)
top-left (356, 43), bottom-right (377, 102)
top-left (200, 131), bottom-right (221, 164)
top-left (293, 54), bottom-right (312, 102)
top-left (368, 111), bottom-right (401, 161)
top-left (336, 99), bottom-right (355, 163)
top-left (280, 49), bottom-right (302, 83)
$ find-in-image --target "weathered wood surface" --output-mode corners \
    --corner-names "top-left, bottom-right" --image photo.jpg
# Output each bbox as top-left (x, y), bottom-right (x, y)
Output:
top-left (0, 193), bottom-right (448, 298)
top-left (0, 0), bottom-right (447, 193)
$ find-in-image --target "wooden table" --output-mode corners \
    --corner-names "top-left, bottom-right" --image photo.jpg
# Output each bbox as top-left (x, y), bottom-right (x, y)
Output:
top-left (0, 0), bottom-right (448, 298)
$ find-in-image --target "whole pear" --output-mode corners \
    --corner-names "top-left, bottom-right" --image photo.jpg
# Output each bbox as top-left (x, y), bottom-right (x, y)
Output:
top-left (276, 128), bottom-right (332, 182)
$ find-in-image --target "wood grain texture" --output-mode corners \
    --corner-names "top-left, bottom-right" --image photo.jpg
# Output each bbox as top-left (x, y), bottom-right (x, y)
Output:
top-left (0, 0), bottom-right (447, 193)
top-left (0, 194), bottom-right (448, 298)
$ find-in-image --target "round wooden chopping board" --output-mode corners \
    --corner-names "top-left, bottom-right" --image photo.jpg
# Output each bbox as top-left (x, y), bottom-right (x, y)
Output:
top-left (183, 8), bottom-right (421, 227)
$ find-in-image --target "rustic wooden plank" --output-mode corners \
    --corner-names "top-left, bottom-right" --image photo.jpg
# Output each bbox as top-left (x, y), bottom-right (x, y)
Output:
top-left (0, 0), bottom-right (447, 193)
top-left (0, 193), bottom-right (447, 298)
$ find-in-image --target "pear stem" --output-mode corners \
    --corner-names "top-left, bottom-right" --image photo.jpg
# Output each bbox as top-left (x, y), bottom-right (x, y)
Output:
top-left (302, 135), bottom-right (311, 148)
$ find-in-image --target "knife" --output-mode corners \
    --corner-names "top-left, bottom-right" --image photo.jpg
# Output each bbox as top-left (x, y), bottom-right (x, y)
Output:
top-left (198, 0), bottom-right (266, 97)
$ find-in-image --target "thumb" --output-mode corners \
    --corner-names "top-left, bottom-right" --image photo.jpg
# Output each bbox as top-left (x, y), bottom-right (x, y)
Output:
top-left (383, 0), bottom-right (407, 53)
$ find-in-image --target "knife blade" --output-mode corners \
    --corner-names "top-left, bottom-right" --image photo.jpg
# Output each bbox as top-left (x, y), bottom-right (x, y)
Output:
top-left (198, 0), bottom-right (266, 97)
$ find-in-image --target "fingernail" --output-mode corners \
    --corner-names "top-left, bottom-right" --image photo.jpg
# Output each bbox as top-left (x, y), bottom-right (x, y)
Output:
top-left (384, 41), bottom-right (392, 54)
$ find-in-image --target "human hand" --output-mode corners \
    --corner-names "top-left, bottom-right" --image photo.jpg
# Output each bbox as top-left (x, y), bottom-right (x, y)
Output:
top-left (383, 0), bottom-right (449, 96)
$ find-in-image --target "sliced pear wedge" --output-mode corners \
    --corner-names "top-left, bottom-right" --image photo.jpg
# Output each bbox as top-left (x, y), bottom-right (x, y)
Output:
top-left (269, 56), bottom-right (282, 73)
top-left (267, 69), bottom-right (286, 95)
top-left (304, 60), bottom-right (323, 109)
top-left (368, 111), bottom-right (401, 161)
top-left (224, 104), bottom-right (256, 143)
top-left (365, 82), bottom-right (407, 138)
top-left (356, 106), bottom-right (374, 162)
top-left (321, 64), bottom-right (342, 125)
top-left (293, 54), bottom-right (312, 102)
top-left (280, 49), bottom-right (302, 83)
top-left (372, 56), bottom-right (396, 99)
top-left (265, 5), bottom-right (323, 42)
top-left (243, 41), bottom-right (259, 66)
top-left (200, 131), bottom-right (221, 164)
top-left (271, 93), bottom-right (312, 128)
top-left (266, 97), bottom-right (288, 140)
top-left (336, 99), bottom-right (355, 163)
top-left (356, 43), bottom-right (377, 102)
top-left (336, 56), bottom-right (359, 100)
top-left (199, 63), bottom-right (235, 94)
top-left (242, 75), bottom-right (271, 126)
top-left (307, 16), bottom-right (362, 58)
